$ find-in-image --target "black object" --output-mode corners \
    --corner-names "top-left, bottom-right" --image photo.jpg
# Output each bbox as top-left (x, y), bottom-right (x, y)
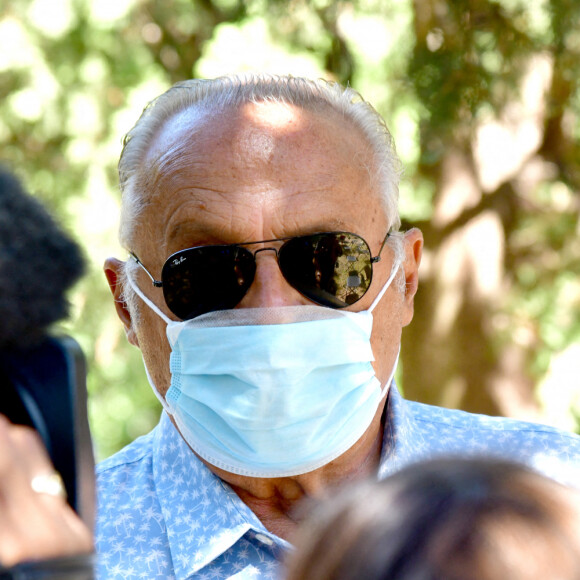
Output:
top-left (0, 168), bottom-right (93, 576)
top-left (0, 168), bottom-right (86, 351)
top-left (0, 554), bottom-right (95, 579)
top-left (0, 335), bottom-right (95, 526)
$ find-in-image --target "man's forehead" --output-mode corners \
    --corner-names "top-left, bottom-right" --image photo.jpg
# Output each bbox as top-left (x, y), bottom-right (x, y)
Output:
top-left (146, 100), bottom-right (348, 161)
top-left (141, 101), bottom-right (369, 198)
top-left (128, 99), bottom-right (385, 254)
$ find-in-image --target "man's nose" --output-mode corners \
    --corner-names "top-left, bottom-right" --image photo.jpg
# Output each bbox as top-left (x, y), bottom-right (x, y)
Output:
top-left (238, 249), bottom-right (308, 308)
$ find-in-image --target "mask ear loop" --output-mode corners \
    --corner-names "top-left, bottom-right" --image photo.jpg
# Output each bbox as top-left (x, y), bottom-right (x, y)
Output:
top-left (124, 273), bottom-right (175, 413)
top-left (368, 259), bottom-right (401, 313)
top-left (366, 255), bottom-right (402, 398)
top-left (125, 272), bottom-right (173, 325)
top-left (142, 358), bottom-right (173, 414)
top-left (380, 347), bottom-right (400, 399)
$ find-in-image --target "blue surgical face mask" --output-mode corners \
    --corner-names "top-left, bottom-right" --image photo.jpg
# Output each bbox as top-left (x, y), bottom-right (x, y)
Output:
top-left (129, 259), bottom-right (401, 478)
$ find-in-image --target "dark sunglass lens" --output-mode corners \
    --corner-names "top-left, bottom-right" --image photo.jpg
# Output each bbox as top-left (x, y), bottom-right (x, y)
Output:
top-left (279, 233), bottom-right (373, 308)
top-left (161, 246), bottom-right (256, 319)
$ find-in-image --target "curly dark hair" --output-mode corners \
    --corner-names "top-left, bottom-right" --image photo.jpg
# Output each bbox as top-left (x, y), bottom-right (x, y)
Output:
top-left (0, 167), bottom-right (85, 348)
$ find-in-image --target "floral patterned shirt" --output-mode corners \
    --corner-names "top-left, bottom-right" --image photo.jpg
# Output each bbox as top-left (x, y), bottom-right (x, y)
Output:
top-left (95, 385), bottom-right (580, 579)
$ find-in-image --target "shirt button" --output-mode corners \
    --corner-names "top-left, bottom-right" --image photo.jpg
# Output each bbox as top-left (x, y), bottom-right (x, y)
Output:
top-left (255, 533), bottom-right (274, 546)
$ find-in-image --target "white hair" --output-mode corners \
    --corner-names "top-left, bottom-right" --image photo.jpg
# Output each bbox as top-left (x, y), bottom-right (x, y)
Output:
top-left (118, 73), bottom-right (402, 249)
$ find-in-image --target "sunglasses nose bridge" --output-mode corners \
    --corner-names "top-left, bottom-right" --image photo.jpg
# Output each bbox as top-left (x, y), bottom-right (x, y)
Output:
top-left (237, 245), bottom-right (307, 309)
top-left (250, 246), bottom-right (282, 283)
top-left (252, 246), bottom-right (279, 259)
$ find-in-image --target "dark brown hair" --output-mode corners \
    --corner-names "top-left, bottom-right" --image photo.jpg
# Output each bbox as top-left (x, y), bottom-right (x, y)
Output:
top-left (285, 457), bottom-right (580, 580)
top-left (0, 167), bottom-right (85, 348)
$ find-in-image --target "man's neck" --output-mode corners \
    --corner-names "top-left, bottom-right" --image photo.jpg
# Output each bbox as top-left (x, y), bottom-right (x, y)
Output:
top-left (225, 415), bottom-right (385, 541)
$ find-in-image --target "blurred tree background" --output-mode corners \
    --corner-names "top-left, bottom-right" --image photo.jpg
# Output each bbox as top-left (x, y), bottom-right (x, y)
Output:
top-left (1, 0), bottom-right (578, 460)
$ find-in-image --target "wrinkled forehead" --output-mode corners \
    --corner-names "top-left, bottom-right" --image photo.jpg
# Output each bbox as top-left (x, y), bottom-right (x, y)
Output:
top-left (121, 100), bottom-right (383, 248)
top-left (142, 100), bottom-right (365, 185)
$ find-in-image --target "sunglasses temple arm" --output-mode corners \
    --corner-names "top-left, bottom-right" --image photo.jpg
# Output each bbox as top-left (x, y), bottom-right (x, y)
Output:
top-left (129, 253), bottom-right (163, 287)
top-left (371, 232), bottom-right (391, 263)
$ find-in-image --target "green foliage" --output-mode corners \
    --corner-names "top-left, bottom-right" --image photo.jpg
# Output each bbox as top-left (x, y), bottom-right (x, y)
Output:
top-left (404, 0), bottom-right (580, 424)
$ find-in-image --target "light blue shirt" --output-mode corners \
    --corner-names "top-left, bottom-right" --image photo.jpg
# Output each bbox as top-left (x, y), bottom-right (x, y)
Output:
top-left (95, 385), bottom-right (580, 579)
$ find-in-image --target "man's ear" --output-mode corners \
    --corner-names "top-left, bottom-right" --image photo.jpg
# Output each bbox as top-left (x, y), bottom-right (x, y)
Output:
top-left (104, 257), bottom-right (139, 347)
top-left (401, 228), bottom-right (423, 327)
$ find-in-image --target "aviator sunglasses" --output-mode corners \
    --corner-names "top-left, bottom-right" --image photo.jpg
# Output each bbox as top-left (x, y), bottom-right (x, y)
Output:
top-left (130, 230), bottom-right (391, 320)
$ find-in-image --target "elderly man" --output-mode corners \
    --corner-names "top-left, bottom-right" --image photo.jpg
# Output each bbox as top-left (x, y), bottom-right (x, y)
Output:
top-left (97, 75), bottom-right (580, 579)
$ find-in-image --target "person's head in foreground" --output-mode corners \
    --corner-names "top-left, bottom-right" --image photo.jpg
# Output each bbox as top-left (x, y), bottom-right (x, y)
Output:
top-left (285, 457), bottom-right (580, 580)
top-left (105, 74), bottom-right (423, 527)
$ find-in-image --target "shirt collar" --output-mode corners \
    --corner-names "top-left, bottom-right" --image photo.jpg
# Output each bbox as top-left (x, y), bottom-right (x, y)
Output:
top-left (378, 383), bottom-right (427, 479)
top-left (152, 412), bottom-right (288, 579)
